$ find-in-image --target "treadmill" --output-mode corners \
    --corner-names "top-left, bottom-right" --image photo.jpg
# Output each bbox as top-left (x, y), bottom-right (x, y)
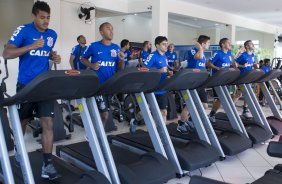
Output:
top-left (253, 69), bottom-right (282, 135)
top-left (109, 69), bottom-right (222, 171)
top-left (215, 69), bottom-right (274, 144)
top-left (0, 70), bottom-right (110, 184)
top-left (168, 68), bottom-right (253, 156)
top-left (57, 68), bottom-right (177, 184)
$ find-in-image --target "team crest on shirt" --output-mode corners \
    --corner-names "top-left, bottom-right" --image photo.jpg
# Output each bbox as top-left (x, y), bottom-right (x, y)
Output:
top-left (111, 49), bottom-right (117, 57)
top-left (47, 37), bottom-right (54, 47)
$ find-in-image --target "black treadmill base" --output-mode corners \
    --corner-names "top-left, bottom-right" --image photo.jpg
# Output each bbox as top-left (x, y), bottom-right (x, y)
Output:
top-left (267, 116), bottom-right (282, 135)
top-left (57, 142), bottom-right (176, 184)
top-left (128, 126), bottom-right (220, 171)
top-left (6, 150), bottom-right (110, 184)
top-left (215, 112), bottom-right (272, 144)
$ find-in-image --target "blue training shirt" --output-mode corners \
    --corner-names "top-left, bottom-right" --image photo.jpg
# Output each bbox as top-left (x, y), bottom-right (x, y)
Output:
top-left (82, 40), bottom-right (121, 84)
top-left (261, 65), bottom-right (272, 73)
top-left (187, 47), bottom-right (206, 69)
top-left (8, 22), bottom-right (57, 85)
top-left (71, 44), bottom-right (87, 70)
top-left (144, 50), bottom-right (168, 94)
top-left (235, 52), bottom-right (256, 73)
top-left (165, 51), bottom-right (177, 67)
top-left (140, 50), bottom-right (150, 64)
top-left (209, 50), bottom-right (233, 74)
top-left (123, 49), bottom-right (132, 67)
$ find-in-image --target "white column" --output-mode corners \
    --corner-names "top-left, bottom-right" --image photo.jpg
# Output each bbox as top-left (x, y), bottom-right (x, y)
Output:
top-left (151, 0), bottom-right (168, 42)
top-left (231, 24), bottom-right (236, 44)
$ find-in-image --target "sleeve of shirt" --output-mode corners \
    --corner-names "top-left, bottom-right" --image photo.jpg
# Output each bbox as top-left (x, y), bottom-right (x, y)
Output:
top-left (144, 54), bottom-right (155, 67)
top-left (174, 53), bottom-right (178, 60)
top-left (235, 53), bottom-right (244, 64)
top-left (7, 25), bottom-right (26, 47)
top-left (81, 45), bottom-right (93, 60)
top-left (71, 46), bottom-right (77, 56)
top-left (209, 52), bottom-right (219, 64)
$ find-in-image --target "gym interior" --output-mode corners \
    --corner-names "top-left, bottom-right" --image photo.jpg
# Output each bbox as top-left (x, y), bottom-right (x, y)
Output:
top-left (1, 0), bottom-right (282, 184)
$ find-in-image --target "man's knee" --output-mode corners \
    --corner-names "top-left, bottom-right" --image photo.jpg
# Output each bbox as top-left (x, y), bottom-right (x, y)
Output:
top-left (160, 109), bottom-right (167, 117)
top-left (40, 117), bottom-right (53, 130)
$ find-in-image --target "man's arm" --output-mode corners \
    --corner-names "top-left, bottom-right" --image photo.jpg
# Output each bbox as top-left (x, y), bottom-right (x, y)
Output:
top-left (69, 55), bottom-right (75, 69)
top-left (117, 51), bottom-right (125, 70)
top-left (207, 61), bottom-right (220, 71)
top-left (194, 42), bottom-right (204, 60)
top-left (3, 37), bottom-right (44, 59)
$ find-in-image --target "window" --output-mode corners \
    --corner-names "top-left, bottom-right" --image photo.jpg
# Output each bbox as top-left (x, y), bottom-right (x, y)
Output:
top-left (236, 40), bottom-right (259, 48)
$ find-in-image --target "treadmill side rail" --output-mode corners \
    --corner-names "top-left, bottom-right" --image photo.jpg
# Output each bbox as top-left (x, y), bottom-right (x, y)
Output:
top-left (245, 84), bottom-right (273, 134)
top-left (214, 86), bottom-right (244, 133)
top-left (8, 105), bottom-right (35, 184)
top-left (76, 98), bottom-right (114, 183)
top-left (86, 97), bottom-right (121, 184)
top-left (0, 118), bottom-right (15, 184)
top-left (135, 92), bottom-right (167, 157)
top-left (261, 82), bottom-right (282, 119)
top-left (188, 89), bottom-right (225, 158)
top-left (222, 86), bottom-right (249, 137)
top-left (145, 92), bottom-right (183, 176)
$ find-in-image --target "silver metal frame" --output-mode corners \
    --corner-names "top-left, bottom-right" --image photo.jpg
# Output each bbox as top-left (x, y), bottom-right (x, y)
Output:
top-left (134, 93), bottom-right (167, 156)
top-left (221, 86), bottom-right (249, 137)
top-left (0, 117), bottom-right (15, 184)
top-left (261, 82), bottom-right (282, 119)
top-left (268, 80), bottom-right (282, 110)
top-left (145, 92), bottom-right (183, 175)
top-left (86, 97), bottom-right (120, 184)
top-left (8, 105), bottom-right (34, 184)
top-left (76, 98), bottom-right (113, 183)
top-left (245, 84), bottom-right (273, 133)
top-left (188, 89), bottom-right (225, 157)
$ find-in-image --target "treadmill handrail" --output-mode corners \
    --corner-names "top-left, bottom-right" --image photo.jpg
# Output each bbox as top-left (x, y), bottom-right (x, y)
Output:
top-left (2, 70), bottom-right (99, 106)
top-left (232, 69), bottom-right (265, 85)
top-left (254, 69), bottom-right (282, 83)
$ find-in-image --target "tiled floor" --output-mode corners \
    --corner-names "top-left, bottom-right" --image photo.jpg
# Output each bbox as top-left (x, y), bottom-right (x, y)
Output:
top-left (10, 100), bottom-right (282, 184)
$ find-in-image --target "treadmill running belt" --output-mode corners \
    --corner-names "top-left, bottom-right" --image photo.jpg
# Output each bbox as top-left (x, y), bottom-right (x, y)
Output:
top-left (9, 150), bottom-right (110, 184)
top-left (215, 112), bottom-right (272, 143)
top-left (113, 129), bottom-right (220, 171)
top-left (168, 122), bottom-right (252, 156)
top-left (57, 142), bottom-right (176, 184)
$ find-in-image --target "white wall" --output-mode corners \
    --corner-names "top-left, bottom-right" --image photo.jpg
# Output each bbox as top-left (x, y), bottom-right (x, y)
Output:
top-left (236, 30), bottom-right (274, 48)
top-left (168, 23), bottom-right (197, 45)
top-left (95, 15), bottom-right (198, 46)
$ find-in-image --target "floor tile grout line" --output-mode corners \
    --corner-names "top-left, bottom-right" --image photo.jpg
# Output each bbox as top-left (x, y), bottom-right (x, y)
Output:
top-left (236, 153), bottom-right (256, 180)
top-left (214, 163), bottom-right (226, 182)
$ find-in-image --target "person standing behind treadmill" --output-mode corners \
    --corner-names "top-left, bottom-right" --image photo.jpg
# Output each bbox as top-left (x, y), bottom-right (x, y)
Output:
top-left (144, 36), bottom-right (172, 123)
top-left (165, 43), bottom-right (179, 71)
top-left (69, 35), bottom-right (87, 70)
top-left (207, 38), bottom-right (237, 123)
top-left (81, 22), bottom-right (125, 128)
top-left (233, 40), bottom-right (259, 118)
top-left (120, 39), bottom-right (138, 68)
top-left (2, 1), bottom-right (61, 180)
top-left (177, 35), bottom-right (211, 134)
top-left (139, 41), bottom-right (151, 67)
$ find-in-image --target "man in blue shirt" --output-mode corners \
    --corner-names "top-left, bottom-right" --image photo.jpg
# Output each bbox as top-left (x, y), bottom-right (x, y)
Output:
top-left (259, 58), bottom-right (272, 103)
top-left (69, 35), bottom-right (87, 70)
top-left (139, 41), bottom-right (151, 67)
top-left (144, 36), bottom-right (172, 123)
top-left (165, 43), bottom-right (179, 71)
top-left (233, 40), bottom-right (259, 118)
top-left (120, 39), bottom-right (138, 68)
top-left (207, 38), bottom-right (237, 123)
top-left (177, 35), bottom-right (211, 134)
top-left (3, 1), bottom-right (61, 180)
top-left (81, 22), bottom-right (124, 128)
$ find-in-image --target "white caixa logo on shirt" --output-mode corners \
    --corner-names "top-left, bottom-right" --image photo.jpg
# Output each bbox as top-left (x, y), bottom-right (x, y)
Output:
top-left (110, 49), bottom-right (117, 57)
top-left (47, 37), bottom-right (54, 47)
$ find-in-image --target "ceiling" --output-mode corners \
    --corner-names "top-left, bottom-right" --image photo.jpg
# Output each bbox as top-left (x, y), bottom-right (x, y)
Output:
top-left (179, 0), bottom-right (282, 27)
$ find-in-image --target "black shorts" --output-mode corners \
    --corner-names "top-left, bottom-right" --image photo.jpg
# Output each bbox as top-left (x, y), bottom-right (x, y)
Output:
top-left (155, 93), bottom-right (168, 110)
top-left (197, 89), bottom-right (208, 103)
top-left (95, 95), bottom-right (109, 113)
top-left (16, 83), bottom-right (55, 120)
